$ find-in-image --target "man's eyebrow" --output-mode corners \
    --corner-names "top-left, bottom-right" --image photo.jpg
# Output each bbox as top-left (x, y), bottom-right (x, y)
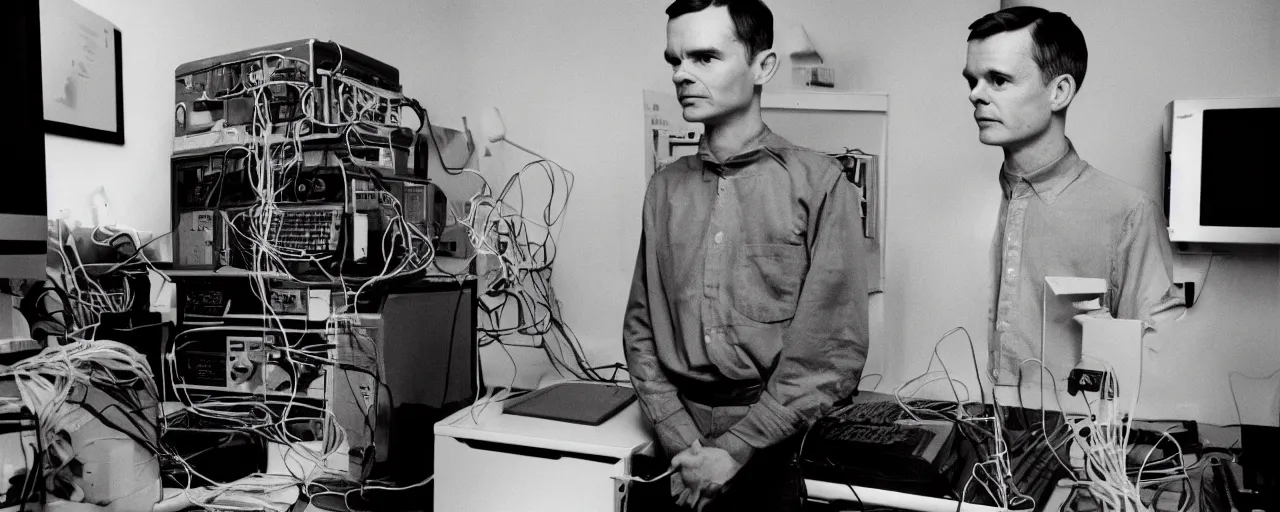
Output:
top-left (987, 69), bottom-right (1013, 80)
top-left (686, 47), bottom-right (723, 58)
top-left (961, 68), bottom-right (1014, 81)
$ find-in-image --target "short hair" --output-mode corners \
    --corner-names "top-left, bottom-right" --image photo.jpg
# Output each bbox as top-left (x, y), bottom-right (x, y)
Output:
top-left (666, 0), bottom-right (774, 60)
top-left (967, 6), bottom-right (1088, 90)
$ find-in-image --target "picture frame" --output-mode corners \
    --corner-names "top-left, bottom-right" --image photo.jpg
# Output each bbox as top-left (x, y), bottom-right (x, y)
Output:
top-left (39, 0), bottom-right (125, 145)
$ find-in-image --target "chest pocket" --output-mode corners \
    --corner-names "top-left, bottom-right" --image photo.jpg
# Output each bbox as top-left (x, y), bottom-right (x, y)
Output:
top-left (730, 243), bottom-right (807, 323)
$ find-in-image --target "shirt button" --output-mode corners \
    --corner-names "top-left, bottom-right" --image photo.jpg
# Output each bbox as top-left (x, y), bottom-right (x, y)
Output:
top-left (703, 335), bottom-right (711, 344)
top-left (714, 232), bottom-right (724, 244)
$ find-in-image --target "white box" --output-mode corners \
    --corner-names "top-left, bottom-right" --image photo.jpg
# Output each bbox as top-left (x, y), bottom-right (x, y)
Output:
top-left (1079, 316), bottom-right (1144, 403)
top-left (434, 391), bottom-right (654, 512)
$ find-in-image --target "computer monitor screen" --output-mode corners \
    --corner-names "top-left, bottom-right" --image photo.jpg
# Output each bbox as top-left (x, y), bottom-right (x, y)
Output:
top-left (1199, 107), bottom-right (1280, 228)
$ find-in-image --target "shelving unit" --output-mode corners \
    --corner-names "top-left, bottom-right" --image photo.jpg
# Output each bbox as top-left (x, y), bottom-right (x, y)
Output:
top-left (761, 90), bottom-right (890, 292)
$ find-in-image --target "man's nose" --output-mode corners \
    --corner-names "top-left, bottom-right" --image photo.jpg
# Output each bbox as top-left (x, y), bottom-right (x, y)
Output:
top-left (969, 83), bottom-right (988, 105)
top-left (672, 63), bottom-right (694, 85)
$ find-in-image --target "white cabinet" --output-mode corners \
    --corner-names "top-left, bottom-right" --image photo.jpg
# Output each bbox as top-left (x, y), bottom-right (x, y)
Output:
top-left (434, 398), bottom-right (655, 512)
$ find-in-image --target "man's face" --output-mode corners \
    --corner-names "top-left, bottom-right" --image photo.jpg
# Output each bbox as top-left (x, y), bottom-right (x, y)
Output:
top-left (665, 6), bottom-right (761, 125)
top-left (963, 28), bottom-right (1056, 148)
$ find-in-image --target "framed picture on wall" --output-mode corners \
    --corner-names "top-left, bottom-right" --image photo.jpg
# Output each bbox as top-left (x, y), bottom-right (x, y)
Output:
top-left (39, 0), bottom-right (125, 145)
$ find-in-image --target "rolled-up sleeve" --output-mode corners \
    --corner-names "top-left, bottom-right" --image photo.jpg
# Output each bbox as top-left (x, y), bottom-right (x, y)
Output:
top-left (1115, 198), bottom-right (1185, 328)
top-left (721, 166), bottom-right (870, 459)
top-left (624, 187), bottom-right (709, 458)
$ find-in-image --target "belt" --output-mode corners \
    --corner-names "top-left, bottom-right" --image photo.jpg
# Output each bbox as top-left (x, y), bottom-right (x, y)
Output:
top-left (671, 374), bottom-right (764, 407)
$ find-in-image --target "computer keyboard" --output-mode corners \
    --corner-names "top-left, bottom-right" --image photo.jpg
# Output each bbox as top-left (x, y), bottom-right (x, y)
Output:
top-left (269, 208), bottom-right (342, 252)
top-left (803, 395), bottom-right (956, 495)
top-left (821, 422), bottom-right (931, 448)
top-left (829, 399), bottom-right (909, 426)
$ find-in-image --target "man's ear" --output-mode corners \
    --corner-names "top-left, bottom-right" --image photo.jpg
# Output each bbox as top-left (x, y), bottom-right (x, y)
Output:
top-left (753, 49), bottom-right (779, 86)
top-left (1049, 74), bottom-right (1077, 113)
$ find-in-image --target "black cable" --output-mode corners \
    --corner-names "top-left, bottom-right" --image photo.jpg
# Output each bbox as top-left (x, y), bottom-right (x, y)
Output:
top-left (99, 230), bottom-right (175, 275)
top-left (1195, 254), bottom-right (1215, 303)
top-left (421, 105), bottom-right (476, 175)
top-left (26, 417), bottom-right (45, 510)
top-left (339, 354), bottom-right (378, 437)
top-left (3, 413), bottom-right (41, 511)
top-left (67, 397), bottom-right (161, 457)
top-left (796, 415), bottom-right (869, 512)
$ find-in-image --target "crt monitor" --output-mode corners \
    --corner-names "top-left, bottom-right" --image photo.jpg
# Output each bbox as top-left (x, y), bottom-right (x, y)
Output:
top-left (1165, 97), bottom-right (1280, 244)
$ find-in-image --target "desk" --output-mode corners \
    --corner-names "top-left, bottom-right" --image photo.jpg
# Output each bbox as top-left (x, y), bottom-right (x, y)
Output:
top-left (805, 480), bottom-right (1006, 512)
top-left (806, 480), bottom-right (1074, 512)
top-left (433, 395), bottom-right (655, 512)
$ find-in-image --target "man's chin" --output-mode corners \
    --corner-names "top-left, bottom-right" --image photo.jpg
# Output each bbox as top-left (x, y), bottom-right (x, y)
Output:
top-left (681, 109), bottom-right (709, 123)
top-left (977, 130), bottom-right (1010, 147)
top-left (680, 105), bottom-right (720, 124)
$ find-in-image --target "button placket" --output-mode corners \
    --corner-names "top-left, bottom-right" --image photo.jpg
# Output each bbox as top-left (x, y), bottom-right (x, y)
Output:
top-left (703, 177), bottom-right (725, 301)
top-left (996, 197), bottom-right (1027, 341)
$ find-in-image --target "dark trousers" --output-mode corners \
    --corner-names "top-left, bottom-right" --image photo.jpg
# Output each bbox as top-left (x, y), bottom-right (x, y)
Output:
top-left (698, 435), bottom-right (805, 511)
top-left (627, 397), bottom-right (805, 511)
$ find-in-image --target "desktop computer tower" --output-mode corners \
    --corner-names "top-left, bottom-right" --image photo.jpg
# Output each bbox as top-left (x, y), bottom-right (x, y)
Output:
top-left (330, 278), bottom-right (478, 484)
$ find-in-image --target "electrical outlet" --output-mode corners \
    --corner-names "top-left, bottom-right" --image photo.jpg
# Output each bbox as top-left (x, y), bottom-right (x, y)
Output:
top-left (1068, 368), bottom-right (1107, 395)
top-left (1174, 281), bottom-right (1195, 307)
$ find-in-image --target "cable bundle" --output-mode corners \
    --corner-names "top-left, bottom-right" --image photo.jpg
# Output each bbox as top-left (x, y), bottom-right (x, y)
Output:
top-left (1062, 359), bottom-right (1190, 512)
top-left (448, 153), bottom-right (626, 387)
top-left (1, 339), bottom-right (162, 509)
top-left (45, 222), bottom-right (169, 340)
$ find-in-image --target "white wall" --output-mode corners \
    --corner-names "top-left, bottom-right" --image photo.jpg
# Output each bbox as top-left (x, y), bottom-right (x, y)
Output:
top-left (446, 1), bottom-right (677, 388)
top-left (45, 0), bottom-right (471, 236)
top-left (1007, 0), bottom-right (1280, 425)
top-left (452, 0), bottom-right (1003, 391)
top-left (43, 0), bottom-right (1007, 395)
top-left (48, 0), bottom-right (1280, 425)
top-left (457, 0), bottom-right (1280, 425)
top-left (761, 1), bottom-right (1006, 400)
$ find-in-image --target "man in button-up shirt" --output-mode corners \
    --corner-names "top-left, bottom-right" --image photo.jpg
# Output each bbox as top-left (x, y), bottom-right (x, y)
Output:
top-left (963, 7), bottom-right (1184, 386)
top-left (624, 0), bottom-right (870, 509)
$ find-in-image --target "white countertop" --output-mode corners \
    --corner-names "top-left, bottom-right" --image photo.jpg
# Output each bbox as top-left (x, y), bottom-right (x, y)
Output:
top-left (434, 386), bottom-right (656, 460)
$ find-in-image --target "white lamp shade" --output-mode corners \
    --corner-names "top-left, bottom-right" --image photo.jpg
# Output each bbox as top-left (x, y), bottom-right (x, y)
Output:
top-left (781, 23), bottom-right (823, 64)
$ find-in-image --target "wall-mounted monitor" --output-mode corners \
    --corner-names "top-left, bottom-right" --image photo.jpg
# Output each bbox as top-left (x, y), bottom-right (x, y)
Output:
top-left (1164, 97), bottom-right (1280, 244)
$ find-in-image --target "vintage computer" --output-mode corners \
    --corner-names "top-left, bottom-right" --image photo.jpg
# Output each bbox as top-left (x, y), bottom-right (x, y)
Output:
top-left (166, 273), bottom-right (477, 484)
top-left (1165, 97), bottom-right (1280, 244)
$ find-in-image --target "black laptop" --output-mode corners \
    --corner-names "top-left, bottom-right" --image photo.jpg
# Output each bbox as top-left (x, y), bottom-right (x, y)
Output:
top-left (504, 381), bottom-right (637, 426)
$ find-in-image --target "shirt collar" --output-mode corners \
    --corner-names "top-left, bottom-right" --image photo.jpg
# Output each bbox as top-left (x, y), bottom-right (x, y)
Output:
top-left (698, 125), bottom-right (789, 181)
top-left (999, 140), bottom-right (1087, 204)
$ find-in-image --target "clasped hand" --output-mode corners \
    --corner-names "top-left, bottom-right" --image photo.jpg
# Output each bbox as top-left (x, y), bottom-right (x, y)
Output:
top-left (669, 439), bottom-right (742, 510)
